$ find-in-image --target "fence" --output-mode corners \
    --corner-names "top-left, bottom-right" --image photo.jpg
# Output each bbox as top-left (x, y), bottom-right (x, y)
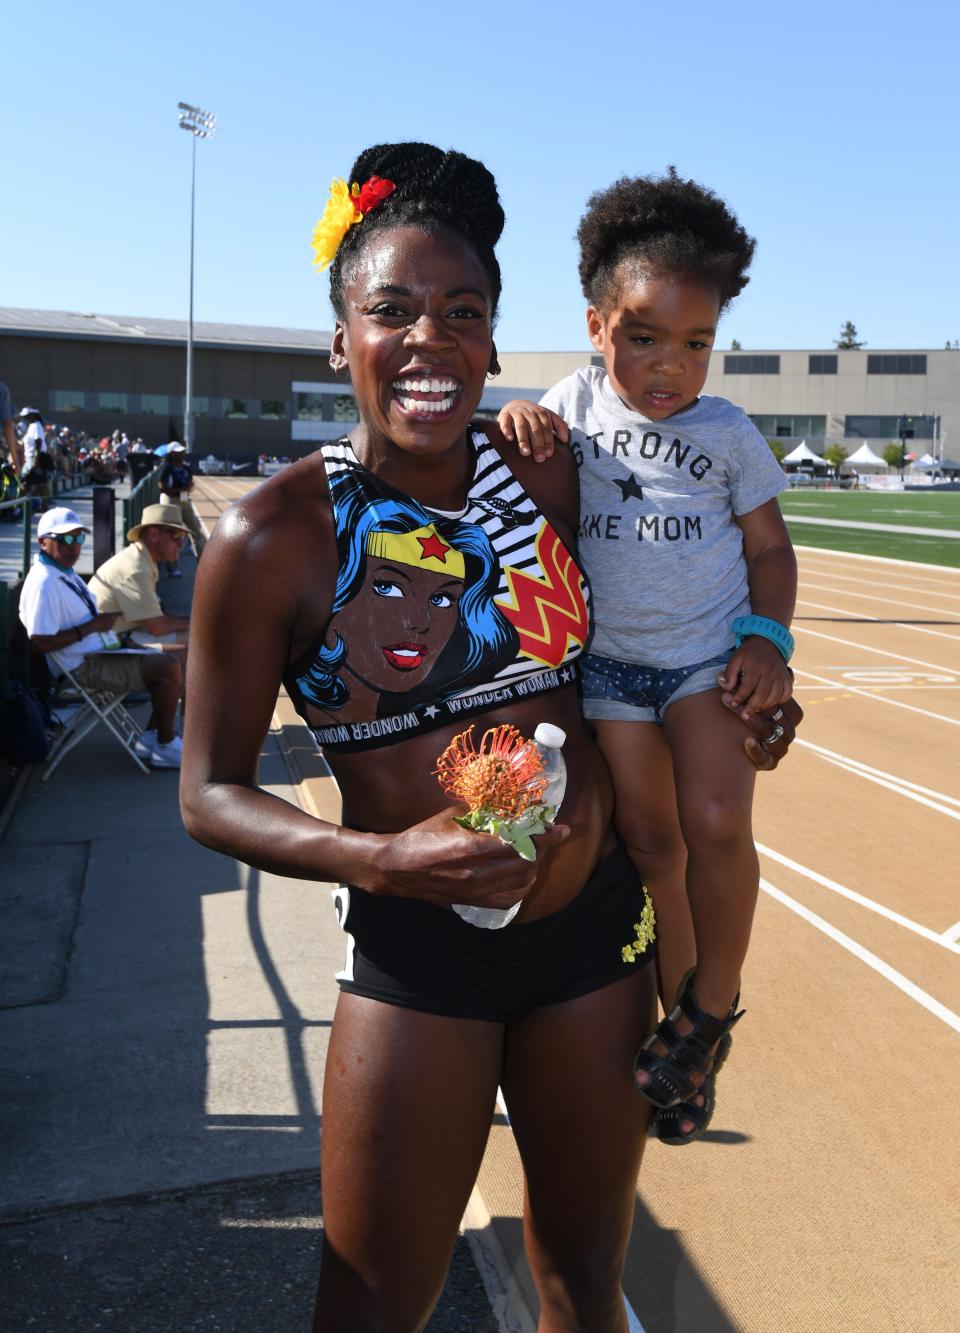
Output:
top-left (121, 465), bottom-right (163, 545)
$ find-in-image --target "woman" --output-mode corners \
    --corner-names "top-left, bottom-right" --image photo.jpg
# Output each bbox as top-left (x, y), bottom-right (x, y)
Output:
top-left (181, 142), bottom-right (795, 1332)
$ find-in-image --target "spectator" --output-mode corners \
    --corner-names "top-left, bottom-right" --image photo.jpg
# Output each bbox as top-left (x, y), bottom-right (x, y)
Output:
top-left (18, 506), bottom-right (184, 769)
top-left (88, 503), bottom-right (191, 658)
top-left (18, 407), bottom-right (54, 506)
top-left (1, 380), bottom-right (20, 471)
top-left (158, 442), bottom-right (205, 577)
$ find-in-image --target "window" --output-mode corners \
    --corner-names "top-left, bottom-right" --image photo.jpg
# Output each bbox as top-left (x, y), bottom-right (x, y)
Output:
top-left (191, 397), bottom-right (210, 418)
top-left (140, 394), bottom-right (170, 415)
top-left (222, 398), bottom-right (248, 419)
top-left (808, 354), bottom-right (837, 374)
top-left (260, 399), bottom-right (287, 420)
top-left (867, 355), bottom-right (927, 375)
top-left (333, 394), bottom-right (358, 423)
top-left (750, 415), bottom-right (827, 439)
top-left (846, 415), bottom-right (935, 439)
top-left (98, 392), bottom-right (128, 413)
top-left (50, 390), bottom-right (87, 413)
top-left (295, 392), bottom-right (327, 421)
top-left (723, 355), bottom-right (780, 374)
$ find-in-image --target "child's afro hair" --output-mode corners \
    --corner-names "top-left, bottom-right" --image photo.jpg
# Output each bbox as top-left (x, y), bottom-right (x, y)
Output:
top-left (577, 166), bottom-right (756, 313)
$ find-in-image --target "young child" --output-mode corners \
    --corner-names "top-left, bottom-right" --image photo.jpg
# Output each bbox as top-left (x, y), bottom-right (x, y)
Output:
top-left (498, 167), bottom-right (797, 1144)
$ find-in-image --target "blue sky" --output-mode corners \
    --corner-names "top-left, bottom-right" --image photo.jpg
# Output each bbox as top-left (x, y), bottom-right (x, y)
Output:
top-left (4, 0), bottom-right (957, 352)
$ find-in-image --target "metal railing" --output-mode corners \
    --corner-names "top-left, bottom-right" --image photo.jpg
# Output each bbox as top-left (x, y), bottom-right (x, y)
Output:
top-left (121, 465), bottom-right (163, 547)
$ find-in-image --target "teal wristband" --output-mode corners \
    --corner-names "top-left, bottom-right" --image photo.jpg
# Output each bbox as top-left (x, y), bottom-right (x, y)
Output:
top-left (732, 614), bottom-right (794, 663)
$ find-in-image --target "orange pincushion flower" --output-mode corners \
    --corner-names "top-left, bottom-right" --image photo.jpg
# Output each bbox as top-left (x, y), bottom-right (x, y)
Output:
top-left (436, 724), bottom-right (547, 819)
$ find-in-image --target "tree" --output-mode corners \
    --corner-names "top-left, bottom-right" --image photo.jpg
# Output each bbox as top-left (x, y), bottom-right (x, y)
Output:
top-left (823, 443), bottom-right (848, 474)
top-left (766, 438), bottom-right (786, 464)
top-left (835, 321), bottom-right (865, 349)
top-left (882, 442), bottom-right (904, 470)
top-left (730, 338), bottom-right (742, 351)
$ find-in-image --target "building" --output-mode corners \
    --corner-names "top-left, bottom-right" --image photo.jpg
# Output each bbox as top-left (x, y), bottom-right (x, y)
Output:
top-left (497, 347), bottom-right (959, 459)
top-left (4, 307), bottom-right (956, 461)
top-left (0, 307), bottom-right (339, 457)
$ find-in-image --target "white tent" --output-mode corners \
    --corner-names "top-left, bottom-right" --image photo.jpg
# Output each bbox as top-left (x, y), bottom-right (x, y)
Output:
top-left (782, 440), bottom-right (825, 466)
top-left (910, 452), bottom-right (938, 470)
top-left (844, 442), bottom-right (887, 469)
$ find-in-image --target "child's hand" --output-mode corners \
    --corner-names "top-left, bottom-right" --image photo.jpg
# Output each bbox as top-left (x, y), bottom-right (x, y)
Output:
top-left (497, 400), bottom-right (569, 462)
top-left (718, 637), bottom-right (794, 720)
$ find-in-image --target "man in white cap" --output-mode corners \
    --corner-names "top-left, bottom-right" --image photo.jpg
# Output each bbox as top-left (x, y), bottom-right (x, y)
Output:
top-left (18, 508), bottom-right (184, 768)
top-left (88, 502), bottom-right (192, 654)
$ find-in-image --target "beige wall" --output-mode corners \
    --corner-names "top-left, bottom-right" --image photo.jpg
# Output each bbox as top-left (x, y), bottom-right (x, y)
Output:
top-left (496, 348), bottom-right (960, 455)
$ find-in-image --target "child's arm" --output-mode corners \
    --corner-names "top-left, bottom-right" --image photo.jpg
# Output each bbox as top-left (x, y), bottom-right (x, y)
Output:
top-left (497, 400), bottom-right (569, 462)
top-left (720, 499), bottom-right (798, 720)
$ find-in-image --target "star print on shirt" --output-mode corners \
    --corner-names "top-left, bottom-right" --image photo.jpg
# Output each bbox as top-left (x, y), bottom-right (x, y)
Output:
top-left (418, 533), bottom-right (452, 562)
top-left (423, 705), bottom-right (440, 719)
top-left (613, 475), bottom-right (644, 503)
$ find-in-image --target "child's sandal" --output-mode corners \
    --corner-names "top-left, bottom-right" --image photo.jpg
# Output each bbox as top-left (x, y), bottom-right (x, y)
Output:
top-left (633, 970), bottom-right (745, 1110)
top-left (654, 1032), bottom-right (734, 1145)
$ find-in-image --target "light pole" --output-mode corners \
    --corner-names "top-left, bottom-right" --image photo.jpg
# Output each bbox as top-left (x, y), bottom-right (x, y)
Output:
top-left (177, 101), bottom-right (216, 454)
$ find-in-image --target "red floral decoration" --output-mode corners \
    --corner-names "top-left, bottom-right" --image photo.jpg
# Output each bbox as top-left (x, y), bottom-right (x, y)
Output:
top-left (354, 175), bottom-right (396, 216)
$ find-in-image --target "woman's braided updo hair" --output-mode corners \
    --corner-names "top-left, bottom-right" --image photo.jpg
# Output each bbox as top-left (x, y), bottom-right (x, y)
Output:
top-left (577, 166), bottom-right (756, 314)
top-left (329, 142), bottom-right (505, 321)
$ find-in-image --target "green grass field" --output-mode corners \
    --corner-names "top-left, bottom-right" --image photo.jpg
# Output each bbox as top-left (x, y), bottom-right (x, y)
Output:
top-left (780, 489), bottom-right (960, 568)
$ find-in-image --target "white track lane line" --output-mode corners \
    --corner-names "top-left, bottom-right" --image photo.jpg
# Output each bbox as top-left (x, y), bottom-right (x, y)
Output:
top-left (756, 845), bottom-right (960, 953)
top-left (799, 582), bottom-right (960, 617)
top-left (786, 516), bottom-right (960, 538)
top-left (793, 665), bottom-right (960, 726)
top-left (760, 879), bottom-right (960, 1036)
top-left (793, 544), bottom-right (960, 578)
top-left (792, 738), bottom-right (960, 820)
top-left (942, 921), bottom-right (960, 943)
top-left (797, 565), bottom-right (960, 604)
top-left (797, 594), bottom-right (960, 642)
top-left (793, 626), bottom-right (957, 673)
top-left (493, 1089), bottom-right (647, 1333)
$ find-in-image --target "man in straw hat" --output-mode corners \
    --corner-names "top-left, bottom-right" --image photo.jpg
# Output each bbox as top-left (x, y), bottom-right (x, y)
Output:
top-left (89, 502), bottom-right (192, 655)
top-left (19, 507), bottom-right (184, 769)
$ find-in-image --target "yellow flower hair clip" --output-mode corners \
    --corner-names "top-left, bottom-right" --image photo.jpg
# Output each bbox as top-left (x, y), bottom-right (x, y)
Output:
top-left (311, 175), bottom-right (397, 272)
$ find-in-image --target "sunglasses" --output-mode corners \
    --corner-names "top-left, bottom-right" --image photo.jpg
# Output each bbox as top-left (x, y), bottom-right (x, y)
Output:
top-left (54, 532), bottom-right (86, 546)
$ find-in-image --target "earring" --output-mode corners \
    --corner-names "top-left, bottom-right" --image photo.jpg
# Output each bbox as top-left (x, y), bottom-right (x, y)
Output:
top-left (329, 352), bottom-right (347, 375)
top-left (487, 345), bottom-right (501, 379)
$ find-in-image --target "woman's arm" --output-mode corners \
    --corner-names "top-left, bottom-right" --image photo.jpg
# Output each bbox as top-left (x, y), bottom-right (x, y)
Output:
top-left (180, 492), bottom-right (561, 907)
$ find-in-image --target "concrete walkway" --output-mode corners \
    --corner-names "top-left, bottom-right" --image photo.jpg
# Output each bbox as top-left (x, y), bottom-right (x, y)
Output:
top-left (0, 550), bottom-right (494, 1332)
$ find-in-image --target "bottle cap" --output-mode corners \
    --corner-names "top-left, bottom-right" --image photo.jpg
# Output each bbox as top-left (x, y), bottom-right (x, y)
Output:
top-left (533, 722), bottom-right (566, 749)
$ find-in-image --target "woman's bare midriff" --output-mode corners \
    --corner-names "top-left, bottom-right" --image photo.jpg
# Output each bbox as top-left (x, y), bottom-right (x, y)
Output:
top-left (326, 685), bottom-right (615, 922)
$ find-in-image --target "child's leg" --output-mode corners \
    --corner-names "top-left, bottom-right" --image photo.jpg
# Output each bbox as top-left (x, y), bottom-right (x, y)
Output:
top-left (591, 719), bottom-right (694, 1009)
top-left (662, 687), bottom-right (759, 1019)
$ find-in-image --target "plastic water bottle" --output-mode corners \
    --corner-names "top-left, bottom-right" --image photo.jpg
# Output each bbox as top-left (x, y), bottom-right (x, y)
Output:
top-left (452, 722), bottom-right (567, 931)
top-left (532, 722), bottom-right (567, 816)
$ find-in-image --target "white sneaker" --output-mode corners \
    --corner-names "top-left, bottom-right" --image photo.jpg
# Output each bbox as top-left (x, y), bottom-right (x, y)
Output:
top-left (150, 735), bottom-right (183, 769)
top-left (134, 729), bottom-right (157, 759)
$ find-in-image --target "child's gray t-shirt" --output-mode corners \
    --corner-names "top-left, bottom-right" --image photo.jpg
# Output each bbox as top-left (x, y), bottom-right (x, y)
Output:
top-left (540, 367), bottom-right (788, 667)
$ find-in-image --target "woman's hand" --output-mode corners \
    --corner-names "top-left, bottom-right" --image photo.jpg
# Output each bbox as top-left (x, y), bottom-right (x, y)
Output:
top-left (497, 400), bottom-right (569, 462)
top-left (368, 805), bottom-right (570, 908)
top-left (726, 694), bottom-right (803, 772)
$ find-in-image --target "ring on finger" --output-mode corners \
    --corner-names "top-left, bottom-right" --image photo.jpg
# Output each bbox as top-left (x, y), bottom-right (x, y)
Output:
top-left (763, 722), bottom-right (785, 747)
top-left (771, 707), bottom-right (784, 720)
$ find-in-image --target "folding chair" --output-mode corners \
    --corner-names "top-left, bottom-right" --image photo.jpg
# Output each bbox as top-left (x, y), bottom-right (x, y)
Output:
top-left (42, 666), bottom-right (151, 779)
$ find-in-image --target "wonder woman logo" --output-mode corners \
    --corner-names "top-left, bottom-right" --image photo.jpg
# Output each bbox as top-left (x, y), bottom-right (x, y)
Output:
top-left (497, 524), bottom-right (589, 668)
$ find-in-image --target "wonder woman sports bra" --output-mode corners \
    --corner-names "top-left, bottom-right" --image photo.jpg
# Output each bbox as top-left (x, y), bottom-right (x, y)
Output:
top-left (284, 431), bottom-right (591, 753)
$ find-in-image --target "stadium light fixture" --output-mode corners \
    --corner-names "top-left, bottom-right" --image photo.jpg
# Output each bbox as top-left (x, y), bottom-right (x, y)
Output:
top-left (177, 102), bottom-right (217, 453)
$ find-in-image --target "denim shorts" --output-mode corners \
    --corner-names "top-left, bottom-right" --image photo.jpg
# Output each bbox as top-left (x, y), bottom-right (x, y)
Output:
top-left (579, 649), bottom-right (732, 726)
